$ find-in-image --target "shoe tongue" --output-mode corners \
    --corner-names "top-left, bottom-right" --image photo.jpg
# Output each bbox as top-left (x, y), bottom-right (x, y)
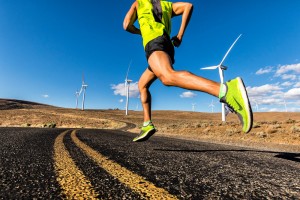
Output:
top-left (218, 83), bottom-right (227, 99)
top-left (225, 104), bottom-right (234, 116)
top-left (143, 120), bottom-right (152, 126)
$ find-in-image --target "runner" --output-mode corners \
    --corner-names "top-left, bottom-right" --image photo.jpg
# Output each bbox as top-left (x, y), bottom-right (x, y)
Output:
top-left (123, 0), bottom-right (253, 142)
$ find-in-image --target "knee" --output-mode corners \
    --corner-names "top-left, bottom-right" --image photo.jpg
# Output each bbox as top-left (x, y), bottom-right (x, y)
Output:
top-left (159, 72), bottom-right (177, 86)
top-left (138, 84), bottom-right (150, 104)
top-left (160, 76), bottom-right (173, 86)
top-left (160, 71), bottom-right (191, 86)
top-left (138, 80), bottom-right (146, 91)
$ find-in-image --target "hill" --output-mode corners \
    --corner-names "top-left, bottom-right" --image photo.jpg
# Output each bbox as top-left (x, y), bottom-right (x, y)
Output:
top-left (0, 99), bottom-right (51, 110)
top-left (0, 99), bottom-right (299, 152)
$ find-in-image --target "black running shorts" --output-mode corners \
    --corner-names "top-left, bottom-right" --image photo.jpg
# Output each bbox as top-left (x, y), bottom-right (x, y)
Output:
top-left (145, 33), bottom-right (175, 71)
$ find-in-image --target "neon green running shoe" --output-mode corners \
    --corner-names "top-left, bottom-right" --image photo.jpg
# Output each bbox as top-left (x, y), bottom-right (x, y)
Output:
top-left (133, 122), bottom-right (156, 142)
top-left (220, 77), bottom-right (253, 133)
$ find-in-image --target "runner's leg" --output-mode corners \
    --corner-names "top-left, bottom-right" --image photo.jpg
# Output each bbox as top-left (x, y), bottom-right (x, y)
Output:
top-left (148, 51), bottom-right (221, 97)
top-left (148, 50), bottom-right (253, 133)
top-left (138, 68), bottom-right (157, 122)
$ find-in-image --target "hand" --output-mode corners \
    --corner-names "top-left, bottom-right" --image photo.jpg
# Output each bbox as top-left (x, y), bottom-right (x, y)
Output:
top-left (171, 36), bottom-right (182, 47)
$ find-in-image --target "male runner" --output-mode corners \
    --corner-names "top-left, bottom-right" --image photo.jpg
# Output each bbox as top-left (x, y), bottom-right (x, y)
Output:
top-left (123, 0), bottom-right (253, 142)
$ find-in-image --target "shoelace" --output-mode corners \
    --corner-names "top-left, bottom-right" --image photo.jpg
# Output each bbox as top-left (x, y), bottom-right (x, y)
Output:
top-left (225, 103), bottom-right (235, 116)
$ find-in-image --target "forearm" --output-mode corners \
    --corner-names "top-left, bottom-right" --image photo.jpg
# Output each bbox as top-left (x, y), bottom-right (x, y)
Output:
top-left (124, 23), bottom-right (141, 35)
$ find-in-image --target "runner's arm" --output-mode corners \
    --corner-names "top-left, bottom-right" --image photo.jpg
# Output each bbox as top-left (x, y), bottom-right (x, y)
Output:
top-left (123, 2), bottom-right (141, 35)
top-left (171, 2), bottom-right (193, 47)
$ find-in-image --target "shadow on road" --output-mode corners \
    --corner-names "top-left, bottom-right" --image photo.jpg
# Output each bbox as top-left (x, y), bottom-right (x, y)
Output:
top-left (153, 148), bottom-right (300, 163)
top-left (274, 153), bottom-right (300, 163)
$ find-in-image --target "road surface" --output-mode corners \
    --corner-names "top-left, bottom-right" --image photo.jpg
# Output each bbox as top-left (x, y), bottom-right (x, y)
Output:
top-left (0, 127), bottom-right (299, 199)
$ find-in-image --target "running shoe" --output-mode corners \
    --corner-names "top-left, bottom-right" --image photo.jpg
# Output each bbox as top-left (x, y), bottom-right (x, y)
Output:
top-left (133, 122), bottom-right (156, 142)
top-left (220, 77), bottom-right (253, 133)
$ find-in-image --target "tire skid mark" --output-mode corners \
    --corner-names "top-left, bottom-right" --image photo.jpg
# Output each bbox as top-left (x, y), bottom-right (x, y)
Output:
top-left (71, 130), bottom-right (178, 199)
top-left (53, 130), bottom-right (99, 199)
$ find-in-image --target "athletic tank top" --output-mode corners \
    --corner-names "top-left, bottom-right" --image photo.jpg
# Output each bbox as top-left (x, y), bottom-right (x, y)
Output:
top-left (137, 0), bottom-right (173, 48)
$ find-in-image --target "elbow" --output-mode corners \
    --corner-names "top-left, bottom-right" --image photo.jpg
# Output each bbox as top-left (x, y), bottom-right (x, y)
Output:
top-left (186, 3), bottom-right (193, 11)
top-left (123, 20), bottom-right (129, 31)
top-left (123, 15), bottom-right (132, 31)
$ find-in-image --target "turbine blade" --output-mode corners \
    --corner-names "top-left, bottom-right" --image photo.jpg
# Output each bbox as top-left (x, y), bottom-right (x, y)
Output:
top-left (79, 87), bottom-right (83, 95)
top-left (125, 60), bottom-right (132, 80)
top-left (219, 34), bottom-right (242, 66)
top-left (201, 66), bottom-right (219, 70)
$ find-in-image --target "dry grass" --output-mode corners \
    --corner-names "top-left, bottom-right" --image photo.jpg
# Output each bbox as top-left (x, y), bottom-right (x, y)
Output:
top-left (1, 99), bottom-right (300, 152)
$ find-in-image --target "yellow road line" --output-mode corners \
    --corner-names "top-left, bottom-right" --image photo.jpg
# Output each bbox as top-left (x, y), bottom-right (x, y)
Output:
top-left (71, 130), bottom-right (178, 199)
top-left (53, 130), bottom-right (99, 199)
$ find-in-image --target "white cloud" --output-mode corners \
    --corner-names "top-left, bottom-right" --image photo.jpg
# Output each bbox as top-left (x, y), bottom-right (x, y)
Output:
top-left (42, 94), bottom-right (49, 98)
top-left (295, 82), bottom-right (300, 87)
top-left (255, 66), bottom-right (273, 75)
top-left (268, 108), bottom-right (281, 112)
top-left (275, 63), bottom-right (300, 75)
top-left (281, 81), bottom-right (293, 87)
top-left (288, 107), bottom-right (300, 112)
top-left (280, 74), bottom-right (297, 80)
top-left (246, 84), bottom-right (282, 97)
top-left (259, 107), bottom-right (267, 111)
top-left (119, 99), bottom-right (124, 103)
top-left (248, 85), bottom-right (300, 111)
top-left (284, 88), bottom-right (300, 99)
top-left (259, 98), bottom-right (282, 105)
top-left (272, 63), bottom-right (300, 81)
top-left (111, 82), bottom-right (139, 98)
top-left (180, 91), bottom-right (197, 98)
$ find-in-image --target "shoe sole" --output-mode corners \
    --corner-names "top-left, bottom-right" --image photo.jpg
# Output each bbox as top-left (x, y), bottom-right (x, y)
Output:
top-left (237, 77), bottom-right (253, 133)
top-left (133, 129), bottom-right (156, 142)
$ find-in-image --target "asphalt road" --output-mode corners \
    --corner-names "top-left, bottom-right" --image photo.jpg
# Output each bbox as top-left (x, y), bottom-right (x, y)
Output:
top-left (0, 127), bottom-right (299, 199)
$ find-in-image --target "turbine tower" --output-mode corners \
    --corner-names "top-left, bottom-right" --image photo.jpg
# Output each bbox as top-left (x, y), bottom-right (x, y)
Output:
top-left (75, 90), bottom-right (80, 109)
top-left (201, 34), bottom-right (242, 121)
top-left (81, 74), bottom-right (88, 111)
top-left (125, 62), bottom-right (132, 115)
top-left (192, 103), bottom-right (196, 112)
top-left (209, 100), bottom-right (215, 113)
top-left (253, 100), bottom-right (259, 112)
top-left (283, 99), bottom-right (287, 112)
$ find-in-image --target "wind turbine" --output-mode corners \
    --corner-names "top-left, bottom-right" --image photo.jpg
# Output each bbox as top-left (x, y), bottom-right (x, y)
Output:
top-left (201, 34), bottom-right (242, 121)
top-left (192, 103), bottom-right (196, 112)
top-left (209, 100), bottom-right (215, 113)
top-left (81, 73), bottom-right (88, 111)
top-left (75, 90), bottom-right (80, 109)
top-left (125, 62), bottom-right (132, 115)
top-left (283, 99), bottom-right (287, 112)
top-left (253, 100), bottom-right (259, 112)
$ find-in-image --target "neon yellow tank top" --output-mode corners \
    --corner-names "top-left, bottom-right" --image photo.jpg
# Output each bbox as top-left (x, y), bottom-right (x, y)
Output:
top-left (137, 0), bottom-right (173, 48)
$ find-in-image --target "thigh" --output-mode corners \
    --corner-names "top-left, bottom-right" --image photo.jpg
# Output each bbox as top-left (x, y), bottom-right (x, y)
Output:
top-left (148, 51), bottom-right (174, 79)
top-left (145, 34), bottom-right (175, 65)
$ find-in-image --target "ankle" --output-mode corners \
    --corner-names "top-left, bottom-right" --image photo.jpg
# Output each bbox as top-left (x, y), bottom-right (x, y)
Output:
top-left (143, 120), bottom-right (152, 126)
top-left (218, 83), bottom-right (227, 99)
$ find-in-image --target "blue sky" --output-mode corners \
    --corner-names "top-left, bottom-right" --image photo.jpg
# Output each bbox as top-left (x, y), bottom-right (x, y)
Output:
top-left (0, 0), bottom-right (300, 112)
